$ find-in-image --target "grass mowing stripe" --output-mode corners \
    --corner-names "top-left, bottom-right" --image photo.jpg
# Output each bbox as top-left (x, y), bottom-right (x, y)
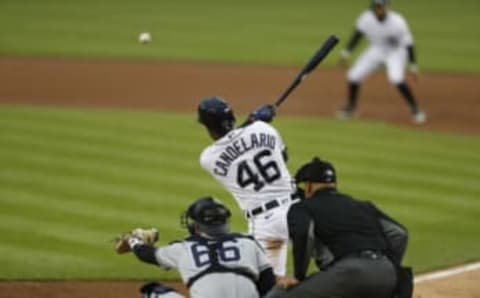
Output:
top-left (0, 161), bottom-right (223, 210)
top-left (281, 122), bottom-right (480, 165)
top-left (0, 131), bottom-right (202, 174)
top-left (0, 242), bottom-right (104, 278)
top-left (0, 189), bottom-right (182, 235)
top-left (349, 183), bottom-right (480, 214)
top-left (0, 105), bottom-right (202, 143)
top-left (1, 161), bottom-right (216, 197)
top-left (0, 115), bottom-right (204, 156)
top-left (0, 168), bottom-right (211, 208)
top-left (292, 141), bottom-right (480, 178)
top-left (0, 165), bottom-right (237, 227)
top-left (0, 242), bottom-right (178, 280)
top-left (341, 162), bottom-right (480, 193)
top-left (0, 211), bottom-right (110, 250)
top-left (0, 143), bottom-right (213, 191)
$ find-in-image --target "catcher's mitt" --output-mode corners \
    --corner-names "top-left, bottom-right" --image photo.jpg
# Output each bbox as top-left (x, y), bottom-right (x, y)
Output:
top-left (114, 228), bottom-right (159, 254)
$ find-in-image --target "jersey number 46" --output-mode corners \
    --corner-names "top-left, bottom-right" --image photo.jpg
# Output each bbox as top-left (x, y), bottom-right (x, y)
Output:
top-left (236, 149), bottom-right (281, 191)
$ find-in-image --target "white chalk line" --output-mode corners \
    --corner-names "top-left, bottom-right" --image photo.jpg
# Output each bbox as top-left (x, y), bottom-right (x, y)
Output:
top-left (414, 261), bottom-right (480, 283)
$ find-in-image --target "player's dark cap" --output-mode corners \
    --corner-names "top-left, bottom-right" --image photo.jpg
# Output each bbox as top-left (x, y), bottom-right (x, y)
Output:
top-left (295, 157), bottom-right (336, 183)
top-left (182, 196), bottom-right (231, 237)
top-left (198, 96), bottom-right (236, 136)
top-left (372, 0), bottom-right (388, 6)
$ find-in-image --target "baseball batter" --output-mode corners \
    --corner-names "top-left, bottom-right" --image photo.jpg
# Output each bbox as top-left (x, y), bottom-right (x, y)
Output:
top-left (337, 0), bottom-right (426, 124)
top-left (197, 97), bottom-right (297, 276)
top-left (120, 197), bottom-right (276, 298)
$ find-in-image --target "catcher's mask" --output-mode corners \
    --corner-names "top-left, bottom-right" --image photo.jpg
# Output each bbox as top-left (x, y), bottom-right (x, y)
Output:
top-left (181, 197), bottom-right (231, 237)
top-left (198, 96), bottom-right (236, 137)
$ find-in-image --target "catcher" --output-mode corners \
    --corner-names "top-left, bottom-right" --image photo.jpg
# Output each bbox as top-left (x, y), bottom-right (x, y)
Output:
top-left (114, 196), bottom-right (276, 298)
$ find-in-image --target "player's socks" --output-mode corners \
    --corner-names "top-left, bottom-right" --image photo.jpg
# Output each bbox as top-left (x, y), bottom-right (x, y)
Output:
top-left (347, 82), bottom-right (360, 111)
top-left (396, 82), bottom-right (419, 113)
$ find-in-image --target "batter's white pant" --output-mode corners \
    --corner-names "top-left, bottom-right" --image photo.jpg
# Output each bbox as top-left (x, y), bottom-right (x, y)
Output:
top-left (248, 204), bottom-right (290, 276)
top-left (348, 46), bottom-right (407, 84)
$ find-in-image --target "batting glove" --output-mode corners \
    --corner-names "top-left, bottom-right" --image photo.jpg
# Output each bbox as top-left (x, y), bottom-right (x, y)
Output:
top-left (249, 104), bottom-right (276, 123)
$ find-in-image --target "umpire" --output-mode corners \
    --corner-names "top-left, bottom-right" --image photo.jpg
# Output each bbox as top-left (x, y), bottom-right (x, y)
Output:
top-left (273, 157), bottom-right (412, 298)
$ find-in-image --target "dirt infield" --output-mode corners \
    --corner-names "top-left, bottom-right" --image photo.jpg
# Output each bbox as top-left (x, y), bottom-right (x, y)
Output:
top-left (1, 269), bottom-right (480, 298)
top-left (1, 57), bottom-right (479, 134)
top-left (0, 57), bottom-right (479, 297)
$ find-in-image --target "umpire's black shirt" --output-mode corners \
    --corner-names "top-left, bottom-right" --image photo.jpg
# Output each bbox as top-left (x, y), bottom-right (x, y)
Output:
top-left (288, 187), bottom-right (388, 280)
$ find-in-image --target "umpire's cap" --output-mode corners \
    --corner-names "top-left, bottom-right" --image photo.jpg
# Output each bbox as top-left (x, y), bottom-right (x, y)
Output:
top-left (295, 157), bottom-right (336, 183)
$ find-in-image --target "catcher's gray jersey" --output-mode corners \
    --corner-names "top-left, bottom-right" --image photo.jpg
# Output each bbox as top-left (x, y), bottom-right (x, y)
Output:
top-left (154, 235), bottom-right (271, 298)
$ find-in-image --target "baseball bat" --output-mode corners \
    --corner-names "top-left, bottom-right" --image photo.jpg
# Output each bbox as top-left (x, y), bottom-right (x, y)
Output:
top-left (274, 34), bottom-right (339, 107)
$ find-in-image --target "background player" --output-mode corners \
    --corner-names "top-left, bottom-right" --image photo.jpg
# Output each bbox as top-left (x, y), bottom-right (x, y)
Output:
top-left (197, 96), bottom-right (297, 277)
top-left (337, 0), bottom-right (426, 124)
top-left (120, 197), bottom-right (276, 298)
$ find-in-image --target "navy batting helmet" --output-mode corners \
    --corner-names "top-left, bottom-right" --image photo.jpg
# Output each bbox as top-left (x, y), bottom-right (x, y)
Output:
top-left (198, 96), bottom-right (235, 137)
top-left (182, 197), bottom-right (231, 237)
top-left (372, 0), bottom-right (388, 6)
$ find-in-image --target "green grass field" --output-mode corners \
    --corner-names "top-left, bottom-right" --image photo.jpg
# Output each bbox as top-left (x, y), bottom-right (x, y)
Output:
top-left (1, 105), bottom-right (479, 280)
top-left (0, 0), bottom-right (479, 282)
top-left (0, 0), bottom-right (479, 72)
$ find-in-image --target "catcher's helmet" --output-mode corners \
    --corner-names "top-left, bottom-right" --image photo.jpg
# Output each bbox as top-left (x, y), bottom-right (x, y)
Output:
top-left (182, 197), bottom-right (231, 237)
top-left (198, 96), bottom-right (236, 137)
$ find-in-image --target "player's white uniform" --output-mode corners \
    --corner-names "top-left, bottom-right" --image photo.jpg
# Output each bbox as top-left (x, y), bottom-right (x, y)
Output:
top-left (154, 235), bottom-right (272, 298)
top-left (348, 10), bottom-right (414, 84)
top-left (200, 121), bottom-right (296, 276)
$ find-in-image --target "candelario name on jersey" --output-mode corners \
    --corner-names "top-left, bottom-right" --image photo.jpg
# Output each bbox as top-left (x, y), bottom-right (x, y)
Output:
top-left (214, 133), bottom-right (276, 176)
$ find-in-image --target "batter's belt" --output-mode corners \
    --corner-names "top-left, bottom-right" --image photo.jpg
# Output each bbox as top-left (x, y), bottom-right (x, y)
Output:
top-left (245, 194), bottom-right (300, 218)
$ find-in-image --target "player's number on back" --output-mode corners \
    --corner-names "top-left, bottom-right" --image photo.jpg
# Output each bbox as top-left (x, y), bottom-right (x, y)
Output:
top-left (237, 149), bottom-right (281, 191)
top-left (191, 241), bottom-right (241, 268)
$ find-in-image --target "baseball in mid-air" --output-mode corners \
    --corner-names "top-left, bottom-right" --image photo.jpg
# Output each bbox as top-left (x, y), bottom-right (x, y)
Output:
top-left (138, 32), bottom-right (151, 44)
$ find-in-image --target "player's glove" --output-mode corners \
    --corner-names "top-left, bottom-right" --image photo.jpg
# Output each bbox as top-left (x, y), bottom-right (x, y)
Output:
top-left (114, 228), bottom-right (159, 254)
top-left (248, 104), bottom-right (276, 123)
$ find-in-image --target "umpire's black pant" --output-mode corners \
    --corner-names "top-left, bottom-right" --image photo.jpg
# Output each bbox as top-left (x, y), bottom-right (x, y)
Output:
top-left (270, 252), bottom-right (397, 298)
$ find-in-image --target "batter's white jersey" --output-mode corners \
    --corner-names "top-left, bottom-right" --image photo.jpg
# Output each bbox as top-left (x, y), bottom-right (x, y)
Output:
top-left (200, 121), bottom-right (294, 212)
top-left (200, 121), bottom-right (295, 275)
top-left (154, 235), bottom-right (271, 298)
top-left (348, 10), bottom-right (414, 83)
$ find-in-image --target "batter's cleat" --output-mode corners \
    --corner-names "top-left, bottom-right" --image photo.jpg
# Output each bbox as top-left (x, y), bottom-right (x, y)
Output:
top-left (412, 110), bottom-right (427, 124)
top-left (336, 107), bottom-right (356, 120)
